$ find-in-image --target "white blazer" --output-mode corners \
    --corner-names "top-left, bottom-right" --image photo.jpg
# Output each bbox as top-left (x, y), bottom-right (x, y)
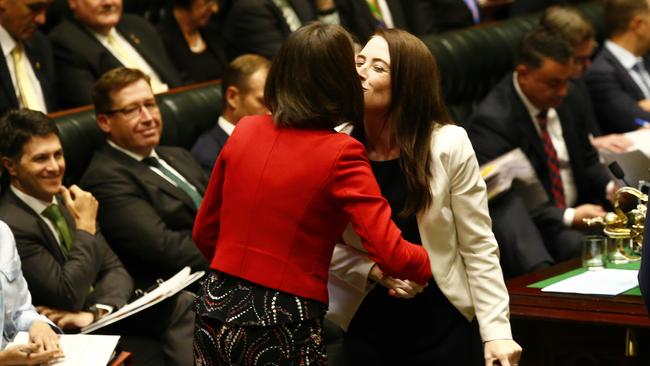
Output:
top-left (327, 124), bottom-right (513, 342)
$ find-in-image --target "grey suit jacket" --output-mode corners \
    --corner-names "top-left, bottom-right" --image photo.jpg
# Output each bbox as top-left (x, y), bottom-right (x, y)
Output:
top-left (79, 144), bottom-right (209, 289)
top-left (49, 14), bottom-right (182, 109)
top-left (0, 190), bottom-right (133, 311)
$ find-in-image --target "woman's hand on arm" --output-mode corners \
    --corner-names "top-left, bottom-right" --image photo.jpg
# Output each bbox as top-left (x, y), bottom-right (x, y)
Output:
top-left (484, 339), bottom-right (522, 366)
top-left (368, 265), bottom-right (427, 299)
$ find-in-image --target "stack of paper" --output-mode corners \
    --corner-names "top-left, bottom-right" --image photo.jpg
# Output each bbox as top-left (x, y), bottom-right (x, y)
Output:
top-left (541, 269), bottom-right (639, 296)
top-left (81, 267), bottom-right (204, 334)
top-left (9, 332), bottom-right (119, 366)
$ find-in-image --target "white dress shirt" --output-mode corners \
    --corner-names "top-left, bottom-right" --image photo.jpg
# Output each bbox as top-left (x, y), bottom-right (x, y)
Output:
top-left (606, 40), bottom-right (650, 99)
top-left (0, 25), bottom-right (48, 113)
top-left (513, 72), bottom-right (578, 226)
top-left (93, 28), bottom-right (168, 93)
top-left (218, 116), bottom-right (235, 136)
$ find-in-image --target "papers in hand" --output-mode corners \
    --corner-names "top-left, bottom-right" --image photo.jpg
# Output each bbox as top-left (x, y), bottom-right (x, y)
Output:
top-left (9, 331), bottom-right (119, 366)
top-left (81, 267), bottom-right (204, 334)
top-left (480, 148), bottom-right (548, 209)
top-left (541, 269), bottom-right (639, 296)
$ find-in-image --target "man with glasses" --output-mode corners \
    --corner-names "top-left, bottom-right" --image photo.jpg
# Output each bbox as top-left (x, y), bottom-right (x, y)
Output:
top-left (585, 0), bottom-right (650, 133)
top-left (80, 67), bottom-right (208, 292)
top-left (0, 108), bottom-right (195, 366)
top-left (48, 0), bottom-right (182, 109)
top-left (0, 0), bottom-right (58, 116)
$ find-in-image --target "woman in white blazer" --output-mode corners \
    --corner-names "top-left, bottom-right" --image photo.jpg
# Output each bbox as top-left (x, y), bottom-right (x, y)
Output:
top-left (328, 29), bottom-right (522, 366)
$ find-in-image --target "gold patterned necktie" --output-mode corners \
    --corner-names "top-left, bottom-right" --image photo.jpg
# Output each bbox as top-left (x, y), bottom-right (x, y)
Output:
top-left (106, 33), bottom-right (167, 93)
top-left (11, 43), bottom-right (40, 109)
top-left (42, 204), bottom-right (74, 253)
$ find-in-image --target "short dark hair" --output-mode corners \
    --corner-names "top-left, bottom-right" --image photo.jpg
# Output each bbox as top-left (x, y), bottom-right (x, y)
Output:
top-left (605, 0), bottom-right (650, 36)
top-left (541, 5), bottom-right (595, 46)
top-left (516, 28), bottom-right (573, 69)
top-left (174, 0), bottom-right (216, 9)
top-left (93, 68), bottom-right (151, 114)
top-left (264, 23), bottom-right (364, 129)
top-left (222, 54), bottom-right (271, 105)
top-left (0, 109), bottom-right (59, 190)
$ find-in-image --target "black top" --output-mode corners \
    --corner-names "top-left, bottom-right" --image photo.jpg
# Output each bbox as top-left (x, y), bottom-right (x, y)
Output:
top-left (346, 158), bottom-right (459, 349)
top-left (157, 13), bottom-right (226, 83)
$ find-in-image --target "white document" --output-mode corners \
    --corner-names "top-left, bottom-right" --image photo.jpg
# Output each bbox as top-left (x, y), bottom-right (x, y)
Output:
top-left (624, 128), bottom-right (650, 158)
top-left (9, 332), bottom-right (119, 366)
top-left (480, 148), bottom-right (548, 209)
top-left (81, 267), bottom-right (204, 334)
top-left (541, 269), bottom-right (639, 296)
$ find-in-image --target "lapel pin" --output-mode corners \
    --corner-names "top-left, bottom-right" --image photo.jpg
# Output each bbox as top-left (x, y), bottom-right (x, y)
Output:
top-left (130, 34), bottom-right (141, 45)
top-left (35, 62), bottom-right (41, 70)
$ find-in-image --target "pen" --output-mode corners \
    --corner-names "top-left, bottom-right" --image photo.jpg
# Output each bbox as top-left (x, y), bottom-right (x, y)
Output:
top-left (635, 118), bottom-right (649, 127)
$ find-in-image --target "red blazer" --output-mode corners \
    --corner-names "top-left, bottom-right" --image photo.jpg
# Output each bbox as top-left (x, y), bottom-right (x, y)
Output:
top-left (193, 115), bottom-right (431, 303)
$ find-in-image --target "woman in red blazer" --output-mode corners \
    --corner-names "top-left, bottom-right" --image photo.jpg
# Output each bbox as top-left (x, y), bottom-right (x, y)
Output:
top-left (191, 23), bottom-right (432, 365)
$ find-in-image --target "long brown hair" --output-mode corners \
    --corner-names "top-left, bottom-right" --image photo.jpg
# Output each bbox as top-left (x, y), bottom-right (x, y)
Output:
top-left (355, 29), bottom-right (452, 217)
top-left (265, 23), bottom-right (364, 129)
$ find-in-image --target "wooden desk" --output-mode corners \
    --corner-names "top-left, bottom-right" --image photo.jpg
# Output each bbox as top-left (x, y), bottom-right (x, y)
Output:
top-left (506, 260), bottom-right (650, 366)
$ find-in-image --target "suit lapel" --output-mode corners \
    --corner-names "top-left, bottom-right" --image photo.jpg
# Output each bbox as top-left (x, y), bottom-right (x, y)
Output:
top-left (104, 145), bottom-right (198, 209)
top-left (287, 0), bottom-right (316, 23)
top-left (603, 48), bottom-right (646, 100)
top-left (157, 148), bottom-right (206, 196)
top-left (0, 53), bottom-right (19, 108)
top-left (6, 190), bottom-right (67, 261)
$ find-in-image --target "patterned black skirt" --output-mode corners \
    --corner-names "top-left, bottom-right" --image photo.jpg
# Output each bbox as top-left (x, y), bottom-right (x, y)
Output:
top-left (193, 270), bottom-right (328, 365)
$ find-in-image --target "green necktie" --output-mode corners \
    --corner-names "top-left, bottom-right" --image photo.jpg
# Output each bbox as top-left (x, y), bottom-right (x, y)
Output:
top-left (143, 156), bottom-right (203, 209)
top-left (42, 204), bottom-right (73, 253)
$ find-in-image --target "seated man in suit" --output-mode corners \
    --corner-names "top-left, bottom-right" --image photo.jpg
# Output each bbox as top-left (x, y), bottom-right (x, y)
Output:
top-left (585, 0), bottom-right (650, 133)
top-left (48, 0), bottom-right (182, 109)
top-left (221, 0), bottom-right (340, 60)
top-left (541, 5), bottom-right (633, 153)
top-left (401, 0), bottom-right (479, 36)
top-left (191, 54), bottom-right (270, 174)
top-left (0, 109), bottom-right (194, 366)
top-left (335, 0), bottom-right (409, 43)
top-left (467, 28), bottom-right (612, 274)
top-left (0, 0), bottom-right (57, 116)
top-left (80, 67), bottom-right (208, 290)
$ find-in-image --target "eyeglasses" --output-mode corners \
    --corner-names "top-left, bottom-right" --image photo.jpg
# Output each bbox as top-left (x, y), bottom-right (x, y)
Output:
top-left (24, 0), bottom-right (52, 13)
top-left (106, 101), bottom-right (159, 119)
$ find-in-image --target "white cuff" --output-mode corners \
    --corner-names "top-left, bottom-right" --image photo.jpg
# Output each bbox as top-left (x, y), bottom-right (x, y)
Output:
top-left (562, 207), bottom-right (576, 227)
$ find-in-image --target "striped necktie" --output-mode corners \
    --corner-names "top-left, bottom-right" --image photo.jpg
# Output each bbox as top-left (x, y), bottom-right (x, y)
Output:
top-left (537, 110), bottom-right (566, 209)
top-left (366, 0), bottom-right (386, 28)
top-left (463, 0), bottom-right (480, 24)
top-left (143, 156), bottom-right (203, 209)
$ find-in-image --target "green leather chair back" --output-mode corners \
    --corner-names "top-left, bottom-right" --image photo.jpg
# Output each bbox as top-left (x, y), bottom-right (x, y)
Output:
top-left (54, 82), bottom-right (223, 185)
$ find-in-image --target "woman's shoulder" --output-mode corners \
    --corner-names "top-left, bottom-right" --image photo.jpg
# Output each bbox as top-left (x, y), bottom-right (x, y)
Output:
top-left (430, 124), bottom-right (471, 151)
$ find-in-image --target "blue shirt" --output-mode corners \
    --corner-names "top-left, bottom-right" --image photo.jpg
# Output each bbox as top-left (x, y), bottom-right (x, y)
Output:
top-left (0, 220), bottom-right (47, 349)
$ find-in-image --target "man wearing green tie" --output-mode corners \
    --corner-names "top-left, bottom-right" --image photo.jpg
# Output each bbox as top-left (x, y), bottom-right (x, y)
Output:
top-left (80, 67), bottom-right (209, 291)
top-left (0, 109), bottom-right (195, 366)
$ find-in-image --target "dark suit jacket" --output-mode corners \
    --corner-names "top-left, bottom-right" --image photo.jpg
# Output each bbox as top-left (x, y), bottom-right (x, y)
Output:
top-left (48, 14), bottom-right (182, 109)
top-left (191, 122), bottom-right (229, 174)
top-left (157, 13), bottom-right (226, 84)
top-left (402, 0), bottom-right (474, 36)
top-left (639, 201), bottom-right (650, 314)
top-left (467, 74), bottom-right (610, 249)
top-left (0, 31), bottom-right (57, 116)
top-left (0, 190), bottom-right (132, 311)
top-left (584, 47), bottom-right (650, 133)
top-left (336, 0), bottom-right (408, 43)
top-left (79, 144), bottom-right (209, 289)
top-left (221, 0), bottom-right (317, 60)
